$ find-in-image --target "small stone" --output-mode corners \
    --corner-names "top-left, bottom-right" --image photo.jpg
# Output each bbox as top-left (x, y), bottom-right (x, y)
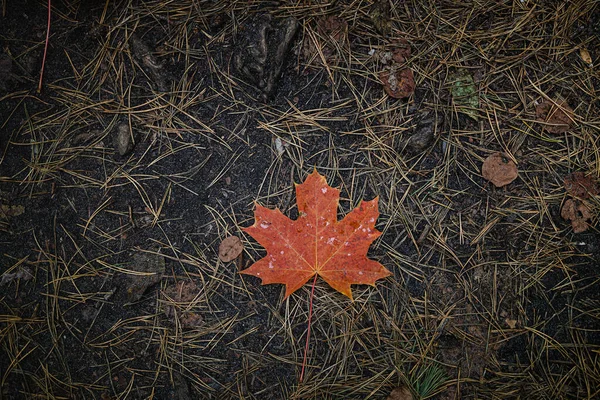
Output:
top-left (387, 386), bottom-right (413, 400)
top-left (125, 252), bottom-right (165, 302)
top-left (404, 109), bottom-right (442, 154)
top-left (115, 122), bottom-right (134, 156)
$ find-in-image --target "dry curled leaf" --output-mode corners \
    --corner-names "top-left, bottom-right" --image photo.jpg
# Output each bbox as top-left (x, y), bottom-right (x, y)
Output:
top-left (387, 386), bottom-right (414, 400)
top-left (563, 172), bottom-right (599, 199)
top-left (561, 198), bottom-right (592, 233)
top-left (380, 68), bottom-right (415, 99)
top-left (219, 236), bottom-right (243, 262)
top-left (301, 16), bottom-right (348, 70)
top-left (242, 169), bottom-right (391, 300)
top-left (379, 40), bottom-right (415, 99)
top-left (481, 152), bottom-right (518, 187)
top-left (162, 281), bottom-right (203, 329)
top-left (535, 99), bottom-right (574, 134)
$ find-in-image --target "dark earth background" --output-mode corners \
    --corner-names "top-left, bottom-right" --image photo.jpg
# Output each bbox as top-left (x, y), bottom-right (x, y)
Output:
top-left (2, 1), bottom-right (600, 399)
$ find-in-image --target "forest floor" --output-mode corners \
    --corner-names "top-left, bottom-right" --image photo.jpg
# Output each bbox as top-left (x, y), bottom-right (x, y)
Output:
top-left (1, 1), bottom-right (600, 399)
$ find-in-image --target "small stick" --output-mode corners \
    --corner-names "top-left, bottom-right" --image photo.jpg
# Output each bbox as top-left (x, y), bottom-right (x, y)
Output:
top-left (299, 274), bottom-right (318, 382)
top-left (37, 0), bottom-right (51, 93)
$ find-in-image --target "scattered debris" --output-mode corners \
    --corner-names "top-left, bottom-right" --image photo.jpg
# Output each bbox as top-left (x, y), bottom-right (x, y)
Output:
top-left (0, 266), bottom-right (33, 285)
top-left (505, 318), bottom-right (517, 329)
top-left (274, 137), bottom-right (286, 156)
top-left (218, 235), bottom-right (244, 262)
top-left (380, 68), bottom-right (415, 99)
top-left (114, 121), bottom-right (134, 156)
top-left (302, 16), bottom-right (348, 71)
top-left (535, 99), bottom-right (574, 134)
top-left (0, 204), bottom-right (25, 219)
top-left (234, 14), bottom-right (298, 101)
top-left (379, 40), bottom-right (415, 99)
top-left (370, 0), bottom-right (392, 35)
top-left (125, 252), bottom-right (165, 302)
top-left (387, 386), bottom-right (413, 400)
top-left (449, 69), bottom-right (479, 121)
top-left (561, 198), bottom-right (593, 233)
top-left (580, 47), bottom-right (593, 66)
top-left (162, 281), bottom-right (203, 329)
top-left (129, 33), bottom-right (168, 91)
top-left (481, 152), bottom-right (518, 187)
top-left (403, 109), bottom-right (442, 154)
top-left (564, 172), bottom-right (599, 199)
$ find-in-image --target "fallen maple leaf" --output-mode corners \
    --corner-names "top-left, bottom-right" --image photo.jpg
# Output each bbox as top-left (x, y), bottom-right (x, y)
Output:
top-left (241, 169), bottom-right (391, 300)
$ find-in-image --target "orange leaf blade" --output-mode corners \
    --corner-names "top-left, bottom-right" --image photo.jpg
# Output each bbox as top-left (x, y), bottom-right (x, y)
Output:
top-left (241, 170), bottom-right (391, 299)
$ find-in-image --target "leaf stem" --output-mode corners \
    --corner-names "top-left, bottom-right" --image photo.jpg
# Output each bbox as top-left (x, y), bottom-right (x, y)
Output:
top-left (38, 0), bottom-right (51, 93)
top-left (299, 273), bottom-right (318, 382)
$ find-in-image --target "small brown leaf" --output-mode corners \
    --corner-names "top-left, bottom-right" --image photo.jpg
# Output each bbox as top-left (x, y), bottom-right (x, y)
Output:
top-left (379, 41), bottom-right (415, 99)
top-left (563, 172), bottom-right (599, 199)
top-left (535, 99), bottom-right (574, 134)
top-left (561, 198), bottom-right (593, 233)
top-left (162, 281), bottom-right (203, 329)
top-left (481, 152), bottom-right (518, 187)
top-left (219, 236), bottom-right (244, 262)
top-left (0, 204), bottom-right (25, 219)
top-left (505, 318), bottom-right (517, 329)
top-left (580, 47), bottom-right (592, 66)
top-left (301, 16), bottom-right (348, 70)
top-left (387, 386), bottom-right (414, 400)
top-left (380, 68), bottom-right (415, 99)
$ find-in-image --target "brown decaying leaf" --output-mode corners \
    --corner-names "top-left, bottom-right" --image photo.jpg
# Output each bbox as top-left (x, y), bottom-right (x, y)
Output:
top-left (379, 40), bottom-right (414, 99)
top-left (162, 281), bottom-right (203, 329)
top-left (241, 169), bottom-right (391, 300)
top-left (563, 172), bottom-right (599, 199)
top-left (380, 68), bottom-right (415, 99)
top-left (219, 235), bottom-right (244, 262)
top-left (561, 199), bottom-right (593, 233)
top-left (535, 99), bottom-right (574, 134)
top-left (302, 16), bottom-right (348, 69)
top-left (481, 152), bottom-right (518, 187)
top-left (387, 386), bottom-right (414, 400)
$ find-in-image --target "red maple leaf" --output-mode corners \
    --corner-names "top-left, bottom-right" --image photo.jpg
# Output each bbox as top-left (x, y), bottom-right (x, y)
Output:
top-left (242, 169), bottom-right (391, 300)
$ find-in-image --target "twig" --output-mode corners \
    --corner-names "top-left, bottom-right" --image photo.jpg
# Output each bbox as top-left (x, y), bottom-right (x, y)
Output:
top-left (37, 0), bottom-right (51, 93)
top-left (300, 274), bottom-right (318, 383)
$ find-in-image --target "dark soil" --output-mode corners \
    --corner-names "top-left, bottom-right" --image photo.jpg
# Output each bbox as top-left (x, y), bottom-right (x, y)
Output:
top-left (2, 1), bottom-right (600, 400)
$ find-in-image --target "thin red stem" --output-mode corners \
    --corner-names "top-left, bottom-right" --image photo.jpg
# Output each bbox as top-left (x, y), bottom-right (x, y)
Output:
top-left (299, 274), bottom-right (318, 382)
top-left (38, 0), bottom-right (51, 93)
